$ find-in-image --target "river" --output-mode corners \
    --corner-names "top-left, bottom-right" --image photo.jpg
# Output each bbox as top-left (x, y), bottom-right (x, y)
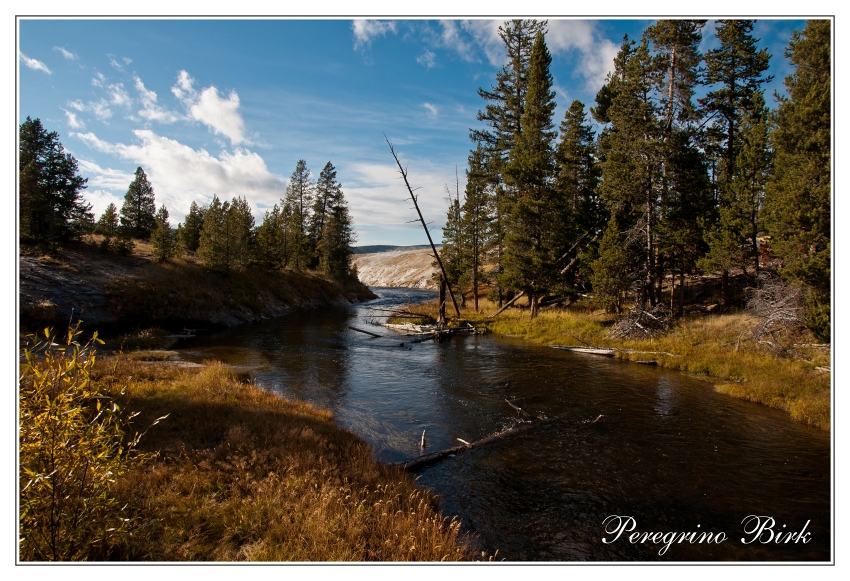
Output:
top-left (175, 287), bottom-right (831, 561)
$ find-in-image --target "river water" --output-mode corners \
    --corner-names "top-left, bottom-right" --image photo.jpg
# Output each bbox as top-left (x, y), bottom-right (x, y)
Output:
top-left (175, 287), bottom-right (831, 561)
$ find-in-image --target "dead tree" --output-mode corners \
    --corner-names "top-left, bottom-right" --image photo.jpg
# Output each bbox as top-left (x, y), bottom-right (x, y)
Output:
top-left (386, 136), bottom-right (460, 319)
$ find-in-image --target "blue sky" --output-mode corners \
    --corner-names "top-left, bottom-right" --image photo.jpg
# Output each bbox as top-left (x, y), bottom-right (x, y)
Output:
top-left (19, 18), bottom-right (807, 246)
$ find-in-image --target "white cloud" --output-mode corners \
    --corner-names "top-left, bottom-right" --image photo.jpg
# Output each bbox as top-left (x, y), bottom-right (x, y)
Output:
top-left (19, 52), bottom-right (51, 74)
top-left (123, 57), bottom-right (132, 65)
top-left (345, 160), bottom-right (465, 238)
top-left (352, 20), bottom-right (397, 49)
top-left (76, 159), bottom-right (134, 190)
top-left (72, 129), bottom-right (285, 222)
top-left (92, 72), bottom-right (107, 87)
top-left (439, 21), bottom-right (477, 62)
top-left (422, 102), bottom-right (438, 118)
top-left (460, 20), bottom-right (505, 66)
top-left (71, 131), bottom-right (117, 153)
top-left (546, 20), bottom-right (619, 91)
top-left (62, 109), bottom-right (85, 129)
top-left (108, 83), bottom-right (131, 106)
top-left (108, 54), bottom-right (125, 71)
top-left (417, 49), bottom-right (436, 68)
top-left (134, 76), bottom-right (180, 123)
top-left (171, 70), bottom-right (247, 145)
top-left (82, 189), bottom-right (124, 222)
top-left (53, 46), bottom-right (77, 60)
top-left (66, 98), bottom-right (112, 122)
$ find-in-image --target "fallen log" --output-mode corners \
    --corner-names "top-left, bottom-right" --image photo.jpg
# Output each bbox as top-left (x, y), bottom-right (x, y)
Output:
top-left (489, 291), bottom-right (525, 318)
top-left (505, 398), bottom-right (531, 418)
top-left (550, 346), bottom-right (616, 357)
top-left (393, 413), bottom-right (603, 471)
top-left (348, 325), bottom-right (382, 338)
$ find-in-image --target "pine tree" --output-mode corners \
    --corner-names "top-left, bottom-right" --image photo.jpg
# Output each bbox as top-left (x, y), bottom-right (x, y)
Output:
top-left (595, 38), bottom-right (662, 307)
top-left (461, 145), bottom-right (494, 312)
top-left (197, 195), bottom-right (229, 272)
top-left (284, 160), bottom-right (314, 270)
top-left (178, 201), bottom-right (206, 252)
top-left (554, 100), bottom-right (603, 285)
top-left (700, 20), bottom-right (772, 306)
top-left (590, 217), bottom-right (638, 313)
top-left (318, 178), bottom-right (356, 281)
top-left (764, 19), bottom-right (831, 340)
top-left (256, 204), bottom-right (290, 270)
top-left (472, 19), bottom-right (547, 307)
top-left (437, 181), bottom-right (468, 306)
top-left (500, 31), bottom-right (558, 319)
top-left (309, 162), bottom-right (339, 268)
top-left (94, 203), bottom-right (119, 237)
top-left (227, 196), bottom-right (255, 271)
top-left (151, 204), bottom-right (176, 262)
top-left (120, 167), bottom-right (157, 239)
top-left (701, 20), bottom-right (772, 181)
top-left (19, 117), bottom-right (89, 247)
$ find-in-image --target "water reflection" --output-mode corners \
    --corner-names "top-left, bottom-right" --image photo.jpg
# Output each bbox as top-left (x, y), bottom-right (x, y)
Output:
top-left (175, 287), bottom-right (831, 561)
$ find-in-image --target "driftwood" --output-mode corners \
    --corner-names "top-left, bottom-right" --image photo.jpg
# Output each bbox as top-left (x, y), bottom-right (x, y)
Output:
top-left (394, 412), bottom-right (604, 471)
top-left (550, 346), bottom-right (616, 357)
top-left (505, 399), bottom-right (532, 419)
top-left (489, 291), bottom-right (525, 318)
top-left (348, 325), bottom-right (382, 338)
top-left (420, 429), bottom-right (426, 451)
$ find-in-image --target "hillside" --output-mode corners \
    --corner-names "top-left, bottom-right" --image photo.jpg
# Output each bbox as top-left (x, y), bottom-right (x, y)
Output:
top-left (351, 247), bottom-right (440, 289)
top-left (19, 240), bottom-right (376, 335)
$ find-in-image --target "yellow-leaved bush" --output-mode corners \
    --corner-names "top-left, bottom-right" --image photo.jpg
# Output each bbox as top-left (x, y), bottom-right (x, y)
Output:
top-left (19, 325), bottom-right (161, 561)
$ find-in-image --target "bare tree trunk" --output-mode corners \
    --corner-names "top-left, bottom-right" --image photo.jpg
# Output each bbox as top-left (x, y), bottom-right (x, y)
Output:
top-left (722, 270), bottom-right (730, 308)
top-left (438, 278), bottom-right (447, 324)
top-left (530, 294), bottom-right (539, 320)
top-left (678, 271), bottom-right (685, 316)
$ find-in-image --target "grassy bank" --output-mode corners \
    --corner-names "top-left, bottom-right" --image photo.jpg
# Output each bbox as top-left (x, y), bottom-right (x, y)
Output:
top-left (20, 337), bottom-right (479, 561)
top-left (430, 297), bottom-right (830, 430)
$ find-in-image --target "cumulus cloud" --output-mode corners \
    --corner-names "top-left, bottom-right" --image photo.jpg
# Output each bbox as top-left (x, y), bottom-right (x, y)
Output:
top-left (134, 76), bottom-right (180, 123)
top-left (76, 159), bottom-right (135, 190)
top-left (546, 20), bottom-right (619, 91)
top-left (19, 52), bottom-right (51, 74)
top-left (416, 49), bottom-right (436, 68)
top-left (171, 70), bottom-right (247, 145)
top-left (62, 109), bottom-right (85, 129)
top-left (352, 20), bottom-right (398, 49)
top-left (92, 72), bottom-right (107, 87)
top-left (421, 102), bottom-right (438, 118)
top-left (71, 129), bottom-right (285, 221)
top-left (53, 46), bottom-right (77, 60)
top-left (82, 189), bottom-right (124, 221)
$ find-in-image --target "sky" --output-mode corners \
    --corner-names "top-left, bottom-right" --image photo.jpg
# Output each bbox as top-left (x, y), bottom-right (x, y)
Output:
top-left (18, 17), bottom-right (808, 246)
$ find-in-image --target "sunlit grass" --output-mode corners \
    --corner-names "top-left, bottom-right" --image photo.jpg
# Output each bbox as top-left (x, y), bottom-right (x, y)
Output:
top-left (90, 357), bottom-right (478, 561)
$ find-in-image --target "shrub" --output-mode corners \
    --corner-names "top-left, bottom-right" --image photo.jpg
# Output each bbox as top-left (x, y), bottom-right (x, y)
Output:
top-left (19, 325), bottom-right (161, 560)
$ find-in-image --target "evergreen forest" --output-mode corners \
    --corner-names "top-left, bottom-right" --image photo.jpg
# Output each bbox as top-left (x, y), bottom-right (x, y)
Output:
top-left (438, 19), bottom-right (830, 340)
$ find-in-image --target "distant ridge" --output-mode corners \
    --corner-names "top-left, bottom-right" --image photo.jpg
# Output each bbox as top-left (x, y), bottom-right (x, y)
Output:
top-left (351, 244), bottom-right (440, 255)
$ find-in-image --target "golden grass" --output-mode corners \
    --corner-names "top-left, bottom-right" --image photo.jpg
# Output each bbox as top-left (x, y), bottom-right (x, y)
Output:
top-left (443, 296), bottom-right (831, 431)
top-left (92, 357), bottom-right (477, 561)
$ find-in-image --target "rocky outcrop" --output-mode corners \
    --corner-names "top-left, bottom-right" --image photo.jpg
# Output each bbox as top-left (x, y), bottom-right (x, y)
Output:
top-left (351, 248), bottom-right (439, 289)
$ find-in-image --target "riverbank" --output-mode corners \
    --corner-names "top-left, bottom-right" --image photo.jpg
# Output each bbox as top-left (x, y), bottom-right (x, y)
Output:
top-left (19, 239), bottom-right (376, 335)
top-left (421, 297), bottom-right (830, 430)
top-left (21, 348), bottom-right (479, 561)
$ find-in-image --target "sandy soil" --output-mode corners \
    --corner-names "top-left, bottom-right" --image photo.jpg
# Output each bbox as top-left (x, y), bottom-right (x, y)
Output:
top-left (351, 248), bottom-right (439, 289)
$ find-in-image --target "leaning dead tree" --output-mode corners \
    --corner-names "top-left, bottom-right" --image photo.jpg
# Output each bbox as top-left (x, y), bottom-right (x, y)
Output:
top-left (385, 135), bottom-right (460, 319)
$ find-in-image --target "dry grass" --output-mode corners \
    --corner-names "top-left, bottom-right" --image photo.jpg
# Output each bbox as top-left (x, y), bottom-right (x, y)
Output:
top-left (92, 357), bottom-right (477, 561)
top-left (442, 295), bottom-right (830, 430)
